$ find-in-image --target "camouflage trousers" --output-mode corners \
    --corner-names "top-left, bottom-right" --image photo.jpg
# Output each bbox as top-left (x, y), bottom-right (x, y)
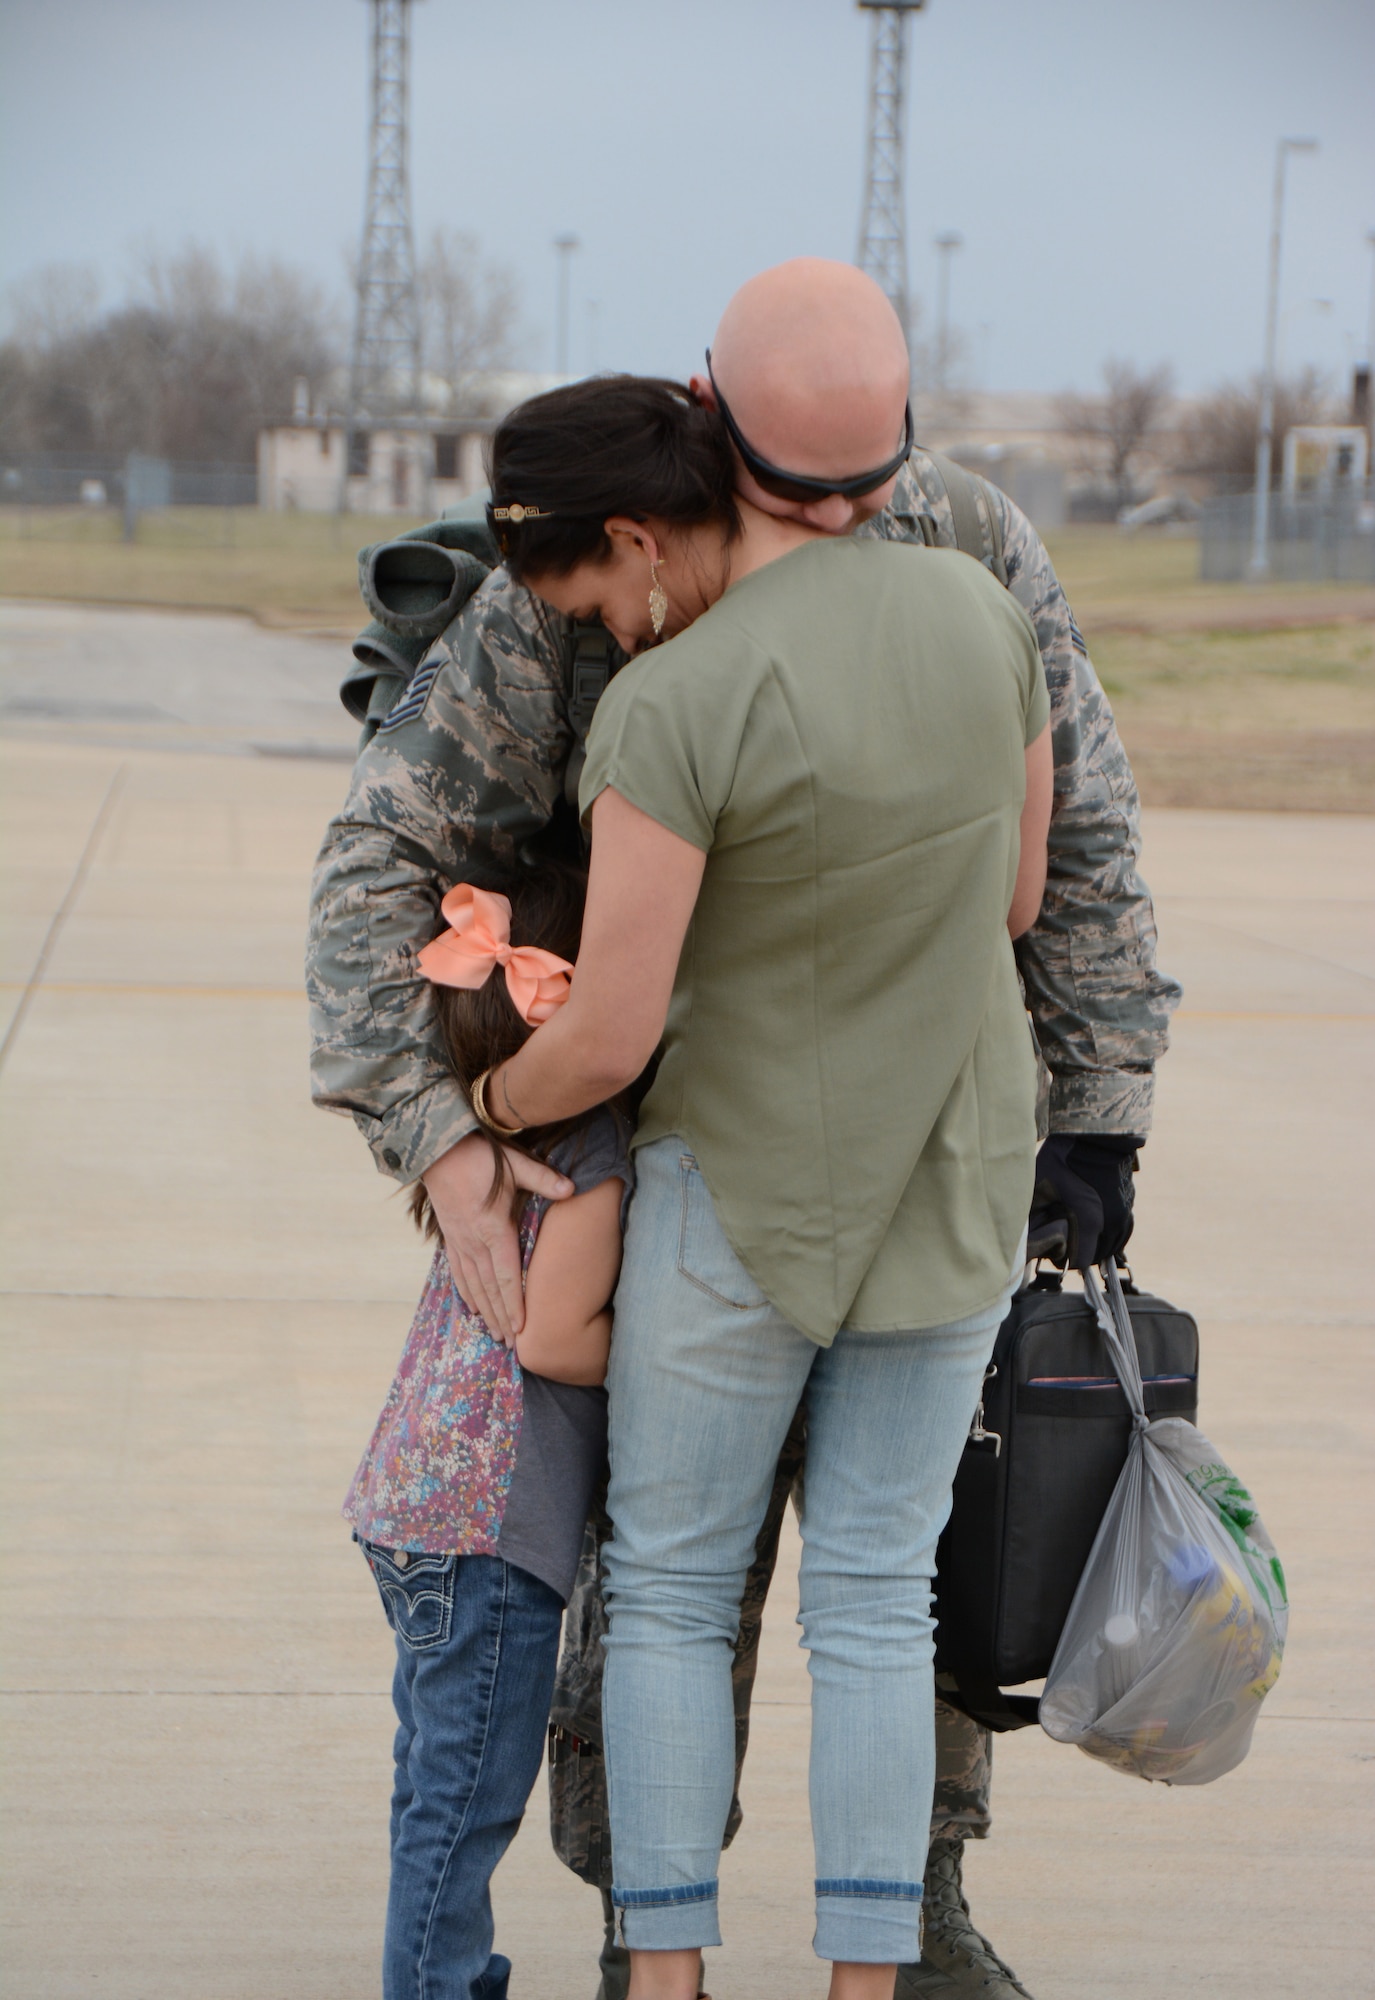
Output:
top-left (548, 1403), bottom-right (992, 1891)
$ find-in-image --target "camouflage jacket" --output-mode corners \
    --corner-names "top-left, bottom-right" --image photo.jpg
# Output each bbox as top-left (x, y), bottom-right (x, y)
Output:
top-left (307, 450), bottom-right (1181, 1181)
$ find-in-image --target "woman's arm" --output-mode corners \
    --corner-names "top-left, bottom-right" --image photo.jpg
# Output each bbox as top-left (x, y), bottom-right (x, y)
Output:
top-left (491, 788), bottom-right (706, 1130)
top-left (1008, 722), bottom-right (1053, 939)
top-left (516, 1175), bottom-right (626, 1386)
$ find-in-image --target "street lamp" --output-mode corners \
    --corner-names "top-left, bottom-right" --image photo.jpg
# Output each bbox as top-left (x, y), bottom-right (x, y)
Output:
top-left (1276, 296), bottom-right (1334, 376)
top-left (934, 231), bottom-right (963, 402)
top-left (1248, 137), bottom-right (1318, 579)
top-left (1366, 230), bottom-right (1375, 476)
top-left (553, 233), bottom-right (580, 377)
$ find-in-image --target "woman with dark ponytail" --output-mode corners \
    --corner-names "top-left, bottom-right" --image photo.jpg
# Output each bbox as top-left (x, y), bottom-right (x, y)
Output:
top-left (487, 375), bottom-right (740, 615)
top-left (481, 373), bottom-right (1054, 2000)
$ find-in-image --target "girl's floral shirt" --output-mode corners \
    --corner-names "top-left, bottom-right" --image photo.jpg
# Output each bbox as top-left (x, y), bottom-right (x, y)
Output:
top-left (343, 1200), bottom-right (541, 1556)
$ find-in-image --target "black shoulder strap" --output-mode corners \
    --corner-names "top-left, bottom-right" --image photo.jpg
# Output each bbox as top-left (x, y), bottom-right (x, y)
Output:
top-left (562, 623), bottom-right (618, 812)
top-left (926, 452), bottom-right (1009, 590)
top-left (936, 1675), bottom-right (1041, 1733)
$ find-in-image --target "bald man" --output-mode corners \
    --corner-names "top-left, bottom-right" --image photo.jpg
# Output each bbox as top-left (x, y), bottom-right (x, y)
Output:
top-left (693, 256), bottom-right (915, 531)
top-left (310, 259), bottom-right (1180, 2000)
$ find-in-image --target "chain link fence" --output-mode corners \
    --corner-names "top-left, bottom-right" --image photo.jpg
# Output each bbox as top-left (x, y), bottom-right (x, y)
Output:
top-left (1, 451), bottom-right (258, 544)
top-left (1200, 487), bottom-right (1375, 582)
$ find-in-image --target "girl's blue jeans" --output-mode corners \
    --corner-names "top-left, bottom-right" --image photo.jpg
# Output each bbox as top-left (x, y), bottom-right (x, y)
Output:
top-left (362, 1542), bottom-right (564, 2000)
top-left (602, 1138), bottom-right (1016, 1966)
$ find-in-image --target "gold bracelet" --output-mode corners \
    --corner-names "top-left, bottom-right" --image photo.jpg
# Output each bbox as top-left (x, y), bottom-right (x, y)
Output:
top-left (471, 1065), bottom-right (525, 1139)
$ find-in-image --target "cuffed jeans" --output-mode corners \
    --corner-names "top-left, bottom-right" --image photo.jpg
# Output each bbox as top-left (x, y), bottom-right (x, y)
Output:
top-left (361, 1542), bottom-right (564, 2000)
top-left (602, 1138), bottom-right (1016, 1966)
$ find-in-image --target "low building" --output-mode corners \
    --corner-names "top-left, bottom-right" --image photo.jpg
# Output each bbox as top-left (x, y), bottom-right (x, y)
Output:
top-left (258, 370), bottom-right (568, 515)
top-left (257, 419), bottom-right (493, 516)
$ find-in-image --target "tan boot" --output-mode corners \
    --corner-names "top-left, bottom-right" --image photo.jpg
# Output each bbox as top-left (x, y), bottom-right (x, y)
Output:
top-left (894, 1839), bottom-right (1034, 1998)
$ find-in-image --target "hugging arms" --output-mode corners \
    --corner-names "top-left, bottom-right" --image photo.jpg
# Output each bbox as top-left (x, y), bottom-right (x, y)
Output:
top-left (308, 260), bottom-right (1180, 2000)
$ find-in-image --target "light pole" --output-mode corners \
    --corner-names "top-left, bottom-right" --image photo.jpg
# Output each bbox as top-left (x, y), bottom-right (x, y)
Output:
top-left (1366, 230), bottom-right (1375, 477)
top-left (1277, 296), bottom-right (1333, 376)
top-left (1248, 137), bottom-right (1318, 579)
top-left (934, 230), bottom-right (962, 402)
top-left (553, 233), bottom-right (580, 377)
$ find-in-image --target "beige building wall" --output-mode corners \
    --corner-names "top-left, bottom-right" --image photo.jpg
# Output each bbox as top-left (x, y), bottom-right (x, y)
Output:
top-left (257, 422), bottom-right (495, 516)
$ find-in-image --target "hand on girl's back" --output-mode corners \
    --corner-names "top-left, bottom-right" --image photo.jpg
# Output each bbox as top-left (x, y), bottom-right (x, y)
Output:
top-left (515, 1175), bottom-right (626, 1387)
top-left (422, 1133), bottom-right (574, 1344)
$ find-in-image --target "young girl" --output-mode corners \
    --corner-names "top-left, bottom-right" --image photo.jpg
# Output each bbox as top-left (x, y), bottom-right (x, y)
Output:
top-left (344, 862), bottom-right (631, 2000)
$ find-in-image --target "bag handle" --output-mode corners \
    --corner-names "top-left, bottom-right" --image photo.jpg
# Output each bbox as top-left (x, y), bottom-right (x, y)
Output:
top-left (1082, 1263), bottom-right (1148, 1429)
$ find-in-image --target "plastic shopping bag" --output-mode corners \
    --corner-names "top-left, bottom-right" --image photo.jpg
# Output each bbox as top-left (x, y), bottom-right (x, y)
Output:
top-left (1039, 1265), bottom-right (1288, 1785)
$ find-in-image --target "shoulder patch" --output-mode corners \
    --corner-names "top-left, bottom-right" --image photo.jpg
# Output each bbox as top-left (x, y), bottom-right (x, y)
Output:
top-left (377, 653), bottom-right (445, 734)
top-left (1067, 609), bottom-right (1087, 656)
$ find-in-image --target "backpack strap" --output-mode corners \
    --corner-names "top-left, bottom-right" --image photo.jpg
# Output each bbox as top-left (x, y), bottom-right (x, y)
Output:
top-left (926, 452), bottom-right (1009, 589)
top-left (935, 1674), bottom-right (1041, 1734)
top-left (562, 622), bottom-right (620, 812)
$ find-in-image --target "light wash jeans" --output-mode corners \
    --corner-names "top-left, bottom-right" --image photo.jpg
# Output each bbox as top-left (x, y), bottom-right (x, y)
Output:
top-left (602, 1137), bottom-right (1018, 1966)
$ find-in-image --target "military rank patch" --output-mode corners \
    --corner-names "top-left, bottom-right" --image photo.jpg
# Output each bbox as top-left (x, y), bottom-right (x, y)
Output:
top-left (378, 654), bottom-right (444, 734)
top-left (1067, 609), bottom-right (1087, 657)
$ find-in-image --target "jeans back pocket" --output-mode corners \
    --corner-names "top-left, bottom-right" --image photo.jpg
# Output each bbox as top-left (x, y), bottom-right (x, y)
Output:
top-left (676, 1151), bottom-right (768, 1312)
top-left (361, 1541), bottom-right (457, 1650)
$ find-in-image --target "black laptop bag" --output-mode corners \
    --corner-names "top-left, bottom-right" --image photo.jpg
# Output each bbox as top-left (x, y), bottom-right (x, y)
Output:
top-left (933, 1267), bottom-right (1199, 1731)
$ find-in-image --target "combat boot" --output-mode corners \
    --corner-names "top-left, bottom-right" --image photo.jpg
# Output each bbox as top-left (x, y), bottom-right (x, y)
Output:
top-left (894, 1838), bottom-right (1034, 1999)
top-left (595, 1890), bottom-right (630, 2000)
top-left (593, 1890), bottom-right (710, 2000)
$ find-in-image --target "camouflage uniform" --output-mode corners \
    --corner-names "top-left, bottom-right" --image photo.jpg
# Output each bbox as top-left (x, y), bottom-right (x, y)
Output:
top-left (307, 448), bottom-right (1181, 1874)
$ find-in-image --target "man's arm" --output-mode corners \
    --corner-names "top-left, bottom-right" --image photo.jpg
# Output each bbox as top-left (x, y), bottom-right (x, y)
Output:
top-left (989, 478), bottom-right (1182, 1138)
top-left (872, 452), bottom-right (1182, 1138)
top-left (307, 565), bottom-right (576, 1179)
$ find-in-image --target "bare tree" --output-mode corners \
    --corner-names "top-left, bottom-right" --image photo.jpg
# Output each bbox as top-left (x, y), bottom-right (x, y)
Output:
top-left (417, 229), bottom-right (520, 411)
top-left (0, 243), bottom-right (338, 462)
top-left (1057, 358), bottom-right (1175, 507)
top-left (1174, 369), bottom-right (1331, 491)
top-left (5, 261), bottom-right (101, 350)
top-left (125, 243), bottom-right (336, 458)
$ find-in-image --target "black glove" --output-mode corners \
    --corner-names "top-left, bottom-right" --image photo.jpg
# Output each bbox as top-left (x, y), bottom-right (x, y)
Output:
top-left (1027, 1133), bottom-right (1143, 1271)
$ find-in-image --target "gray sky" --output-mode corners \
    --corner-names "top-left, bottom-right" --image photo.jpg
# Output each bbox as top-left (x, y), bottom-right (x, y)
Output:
top-left (2, 0), bottom-right (1371, 395)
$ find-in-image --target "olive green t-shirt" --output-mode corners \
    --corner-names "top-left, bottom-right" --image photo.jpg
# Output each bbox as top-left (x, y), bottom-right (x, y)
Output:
top-left (580, 538), bottom-right (1049, 1344)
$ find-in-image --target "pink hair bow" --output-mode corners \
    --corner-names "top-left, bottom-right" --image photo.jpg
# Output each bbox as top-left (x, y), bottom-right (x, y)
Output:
top-left (417, 883), bottom-right (574, 1026)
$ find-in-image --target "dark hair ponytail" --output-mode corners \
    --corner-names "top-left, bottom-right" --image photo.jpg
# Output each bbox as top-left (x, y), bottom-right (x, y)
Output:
top-left (488, 375), bottom-right (739, 580)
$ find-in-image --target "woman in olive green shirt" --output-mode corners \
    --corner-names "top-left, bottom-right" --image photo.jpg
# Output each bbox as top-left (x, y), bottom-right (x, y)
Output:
top-left (479, 378), bottom-right (1051, 2000)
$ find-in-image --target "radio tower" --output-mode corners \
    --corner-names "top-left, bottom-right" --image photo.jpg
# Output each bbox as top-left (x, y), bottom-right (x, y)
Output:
top-left (347, 0), bottom-right (421, 424)
top-left (854, 0), bottom-right (924, 348)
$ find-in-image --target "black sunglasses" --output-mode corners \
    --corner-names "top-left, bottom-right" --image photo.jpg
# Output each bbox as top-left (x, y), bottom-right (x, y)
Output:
top-left (705, 350), bottom-right (913, 505)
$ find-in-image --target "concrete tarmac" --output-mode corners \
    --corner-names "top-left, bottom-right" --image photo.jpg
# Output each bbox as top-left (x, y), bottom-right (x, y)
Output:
top-left (1, 604), bottom-right (1372, 1998)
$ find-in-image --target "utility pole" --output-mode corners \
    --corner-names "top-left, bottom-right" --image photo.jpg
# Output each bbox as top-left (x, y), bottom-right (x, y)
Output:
top-left (1365, 230), bottom-right (1375, 476)
top-left (855, 0), bottom-right (924, 350)
top-left (553, 234), bottom-right (580, 377)
top-left (343, 0), bottom-right (422, 509)
top-left (1248, 136), bottom-right (1318, 578)
top-left (934, 229), bottom-right (963, 401)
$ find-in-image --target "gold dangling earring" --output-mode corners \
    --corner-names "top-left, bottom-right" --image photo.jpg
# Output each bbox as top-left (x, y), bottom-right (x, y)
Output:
top-left (648, 560), bottom-right (668, 639)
